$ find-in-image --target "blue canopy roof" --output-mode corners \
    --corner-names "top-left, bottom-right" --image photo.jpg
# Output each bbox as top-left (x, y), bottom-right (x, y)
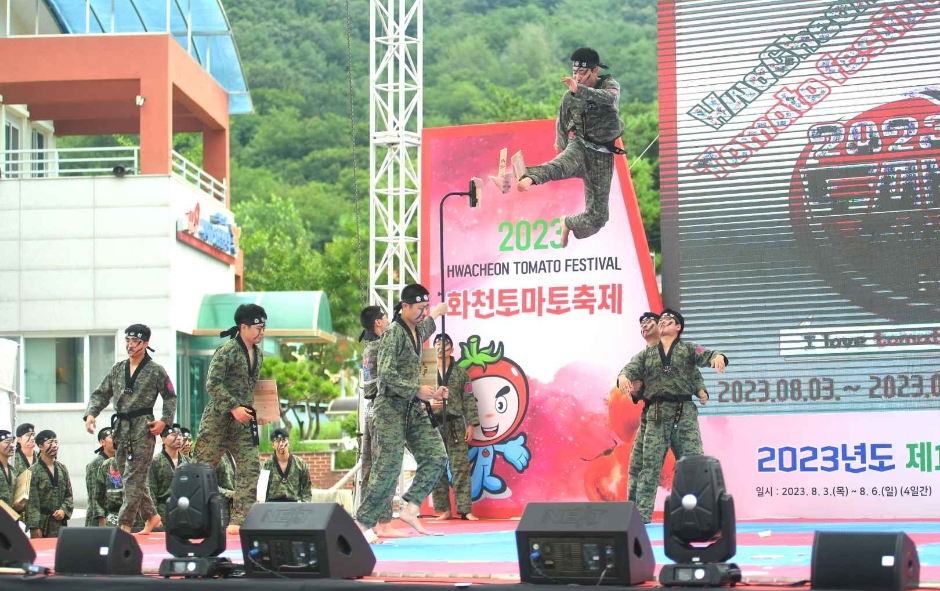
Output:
top-left (43, 0), bottom-right (251, 115)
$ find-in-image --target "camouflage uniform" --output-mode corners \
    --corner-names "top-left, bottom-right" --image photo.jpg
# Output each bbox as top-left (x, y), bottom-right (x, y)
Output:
top-left (192, 336), bottom-right (263, 526)
top-left (26, 460), bottom-right (74, 538)
top-left (626, 367), bottom-right (707, 504)
top-left (95, 457), bottom-right (126, 526)
top-left (85, 354), bottom-right (177, 527)
top-left (263, 453), bottom-right (312, 502)
top-left (0, 461), bottom-right (13, 508)
top-left (149, 451), bottom-right (186, 525)
top-left (359, 337), bottom-right (397, 522)
top-left (13, 449), bottom-right (38, 477)
top-left (431, 358), bottom-right (480, 515)
top-left (355, 317), bottom-right (448, 528)
top-left (216, 451), bottom-right (236, 527)
top-left (84, 450), bottom-right (109, 526)
top-left (524, 75), bottom-right (623, 240)
top-left (621, 340), bottom-right (726, 522)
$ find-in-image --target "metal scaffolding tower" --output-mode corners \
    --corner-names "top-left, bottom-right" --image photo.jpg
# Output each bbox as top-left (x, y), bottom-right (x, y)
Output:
top-left (369, 0), bottom-right (422, 313)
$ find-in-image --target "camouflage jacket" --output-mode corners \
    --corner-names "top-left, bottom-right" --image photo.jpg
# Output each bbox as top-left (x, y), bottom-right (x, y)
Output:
top-left (216, 451), bottom-right (235, 501)
top-left (263, 453), bottom-right (312, 502)
top-left (435, 358), bottom-right (480, 425)
top-left (378, 316), bottom-right (436, 400)
top-left (621, 339), bottom-right (727, 401)
top-left (26, 460), bottom-right (74, 533)
top-left (13, 448), bottom-right (38, 477)
top-left (95, 457), bottom-right (125, 524)
top-left (84, 451), bottom-right (109, 526)
top-left (206, 336), bottom-right (263, 415)
top-left (85, 355), bottom-right (177, 443)
top-left (556, 74), bottom-right (624, 149)
top-left (149, 450), bottom-right (186, 504)
top-left (362, 337), bottom-right (381, 400)
top-left (0, 461), bottom-right (13, 508)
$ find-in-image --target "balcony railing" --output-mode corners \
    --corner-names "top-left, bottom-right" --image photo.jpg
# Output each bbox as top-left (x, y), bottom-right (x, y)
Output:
top-left (1, 146), bottom-right (226, 202)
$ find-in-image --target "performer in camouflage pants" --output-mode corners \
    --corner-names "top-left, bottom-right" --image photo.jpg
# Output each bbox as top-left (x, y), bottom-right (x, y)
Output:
top-left (518, 47), bottom-right (624, 247)
top-left (619, 309), bottom-right (727, 523)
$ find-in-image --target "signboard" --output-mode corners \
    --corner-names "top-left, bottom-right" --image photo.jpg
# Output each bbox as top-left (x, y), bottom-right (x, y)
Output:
top-left (659, 0), bottom-right (940, 517)
top-left (421, 120), bottom-right (660, 518)
top-left (176, 202), bottom-right (237, 264)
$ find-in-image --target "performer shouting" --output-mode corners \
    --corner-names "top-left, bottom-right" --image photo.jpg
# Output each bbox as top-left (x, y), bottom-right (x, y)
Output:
top-left (430, 334), bottom-right (480, 520)
top-left (517, 47), bottom-right (624, 248)
top-left (618, 309), bottom-right (726, 523)
top-left (354, 284), bottom-right (449, 542)
top-left (26, 430), bottom-right (73, 538)
top-left (623, 313), bottom-right (707, 504)
top-left (192, 304), bottom-right (266, 535)
top-left (357, 305), bottom-right (407, 538)
top-left (84, 324), bottom-right (176, 534)
top-left (263, 429), bottom-right (312, 503)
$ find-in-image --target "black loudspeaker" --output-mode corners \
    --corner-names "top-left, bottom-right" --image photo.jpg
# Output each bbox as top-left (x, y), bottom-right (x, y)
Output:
top-left (54, 527), bottom-right (143, 575)
top-left (0, 506), bottom-right (35, 566)
top-left (515, 502), bottom-right (655, 585)
top-left (811, 531), bottom-right (920, 591)
top-left (239, 503), bottom-right (375, 579)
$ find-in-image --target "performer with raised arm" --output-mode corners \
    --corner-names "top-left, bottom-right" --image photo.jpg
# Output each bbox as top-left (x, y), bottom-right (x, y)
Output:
top-left (192, 304), bottom-right (266, 535)
top-left (354, 285), bottom-right (449, 543)
top-left (84, 324), bottom-right (176, 534)
top-left (517, 47), bottom-right (624, 247)
top-left (619, 309), bottom-right (726, 523)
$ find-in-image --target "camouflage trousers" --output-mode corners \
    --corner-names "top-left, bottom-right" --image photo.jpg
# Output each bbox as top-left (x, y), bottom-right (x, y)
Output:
top-left (627, 403), bottom-right (649, 504)
top-left (360, 400), bottom-right (397, 523)
top-left (634, 400), bottom-right (703, 523)
top-left (526, 136), bottom-right (614, 240)
top-left (431, 417), bottom-right (473, 515)
top-left (192, 402), bottom-right (261, 526)
top-left (114, 426), bottom-right (157, 527)
top-left (355, 395), bottom-right (447, 529)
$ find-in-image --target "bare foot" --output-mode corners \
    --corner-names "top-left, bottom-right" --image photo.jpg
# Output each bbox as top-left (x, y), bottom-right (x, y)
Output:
top-left (463, 513), bottom-right (480, 521)
top-left (399, 502), bottom-right (440, 536)
top-left (119, 524), bottom-right (132, 533)
top-left (434, 511), bottom-right (454, 521)
top-left (137, 514), bottom-right (162, 535)
top-left (226, 524), bottom-right (240, 536)
top-left (374, 522), bottom-right (409, 538)
top-left (356, 521), bottom-right (383, 545)
top-left (517, 176), bottom-right (533, 192)
top-left (560, 216), bottom-right (570, 248)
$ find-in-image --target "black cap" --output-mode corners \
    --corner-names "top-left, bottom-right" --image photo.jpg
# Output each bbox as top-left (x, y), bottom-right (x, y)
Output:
top-left (0, 430), bottom-right (12, 442)
top-left (571, 47), bottom-right (608, 70)
top-left (161, 423), bottom-right (182, 437)
top-left (639, 312), bottom-right (660, 323)
top-left (97, 427), bottom-right (113, 442)
top-left (271, 428), bottom-right (290, 441)
top-left (15, 423), bottom-right (35, 438)
top-left (35, 430), bottom-right (57, 446)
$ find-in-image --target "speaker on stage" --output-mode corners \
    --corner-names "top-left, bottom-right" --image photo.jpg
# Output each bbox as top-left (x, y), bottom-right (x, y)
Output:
top-left (239, 502), bottom-right (375, 579)
top-left (811, 531), bottom-right (920, 591)
top-left (515, 502), bottom-right (655, 585)
top-left (54, 527), bottom-right (143, 575)
top-left (0, 505), bottom-right (35, 567)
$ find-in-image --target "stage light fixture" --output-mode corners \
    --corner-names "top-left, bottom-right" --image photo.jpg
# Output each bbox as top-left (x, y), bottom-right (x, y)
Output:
top-left (659, 455), bottom-right (742, 587)
top-left (158, 463), bottom-right (233, 579)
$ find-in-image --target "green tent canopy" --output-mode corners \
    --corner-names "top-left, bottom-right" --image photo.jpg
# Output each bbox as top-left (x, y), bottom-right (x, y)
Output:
top-left (193, 292), bottom-right (335, 343)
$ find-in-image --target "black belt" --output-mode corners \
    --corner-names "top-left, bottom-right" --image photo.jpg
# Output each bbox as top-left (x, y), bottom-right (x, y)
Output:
top-left (156, 495), bottom-right (170, 503)
top-left (653, 394), bottom-right (693, 403)
top-left (245, 406), bottom-right (259, 446)
top-left (111, 408), bottom-right (154, 462)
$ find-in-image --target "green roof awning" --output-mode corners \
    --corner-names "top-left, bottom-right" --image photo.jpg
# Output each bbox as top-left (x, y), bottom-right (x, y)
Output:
top-left (194, 292), bottom-right (335, 343)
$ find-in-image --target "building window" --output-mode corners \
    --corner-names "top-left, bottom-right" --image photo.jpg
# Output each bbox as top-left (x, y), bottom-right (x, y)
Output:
top-left (31, 130), bottom-right (46, 177)
top-left (0, 336), bottom-right (19, 394)
top-left (12, 334), bottom-right (117, 405)
top-left (4, 121), bottom-right (20, 177)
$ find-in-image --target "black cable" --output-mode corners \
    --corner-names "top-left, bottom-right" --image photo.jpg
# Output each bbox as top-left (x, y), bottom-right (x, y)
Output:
top-left (596, 566), bottom-right (609, 586)
top-left (247, 553), bottom-right (289, 579)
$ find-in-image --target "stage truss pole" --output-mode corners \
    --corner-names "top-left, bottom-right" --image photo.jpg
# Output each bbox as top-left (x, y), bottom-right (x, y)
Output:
top-left (369, 0), bottom-right (423, 314)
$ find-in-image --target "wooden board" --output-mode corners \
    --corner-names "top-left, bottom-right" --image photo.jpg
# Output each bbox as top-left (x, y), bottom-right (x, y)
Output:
top-left (252, 380), bottom-right (280, 425)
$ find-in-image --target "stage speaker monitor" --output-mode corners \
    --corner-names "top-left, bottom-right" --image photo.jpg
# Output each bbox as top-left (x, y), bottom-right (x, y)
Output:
top-left (0, 502), bottom-right (35, 566)
top-left (239, 502), bottom-right (375, 579)
top-left (515, 501), bottom-right (655, 585)
top-left (811, 531), bottom-right (920, 591)
top-left (54, 527), bottom-right (143, 575)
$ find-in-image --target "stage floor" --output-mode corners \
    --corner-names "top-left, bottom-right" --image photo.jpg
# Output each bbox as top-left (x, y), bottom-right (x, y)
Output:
top-left (23, 517), bottom-right (940, 586)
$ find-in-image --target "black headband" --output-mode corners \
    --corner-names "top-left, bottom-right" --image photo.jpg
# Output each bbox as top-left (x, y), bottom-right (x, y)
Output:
top-left (639, 312), bottom-right (660, 323)
top-left (572, 60), bottom-right (608, 70)
top-left (220, 316), bottom-right (265, 339)
top-left (402, 293), bottom-right (430, 304)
